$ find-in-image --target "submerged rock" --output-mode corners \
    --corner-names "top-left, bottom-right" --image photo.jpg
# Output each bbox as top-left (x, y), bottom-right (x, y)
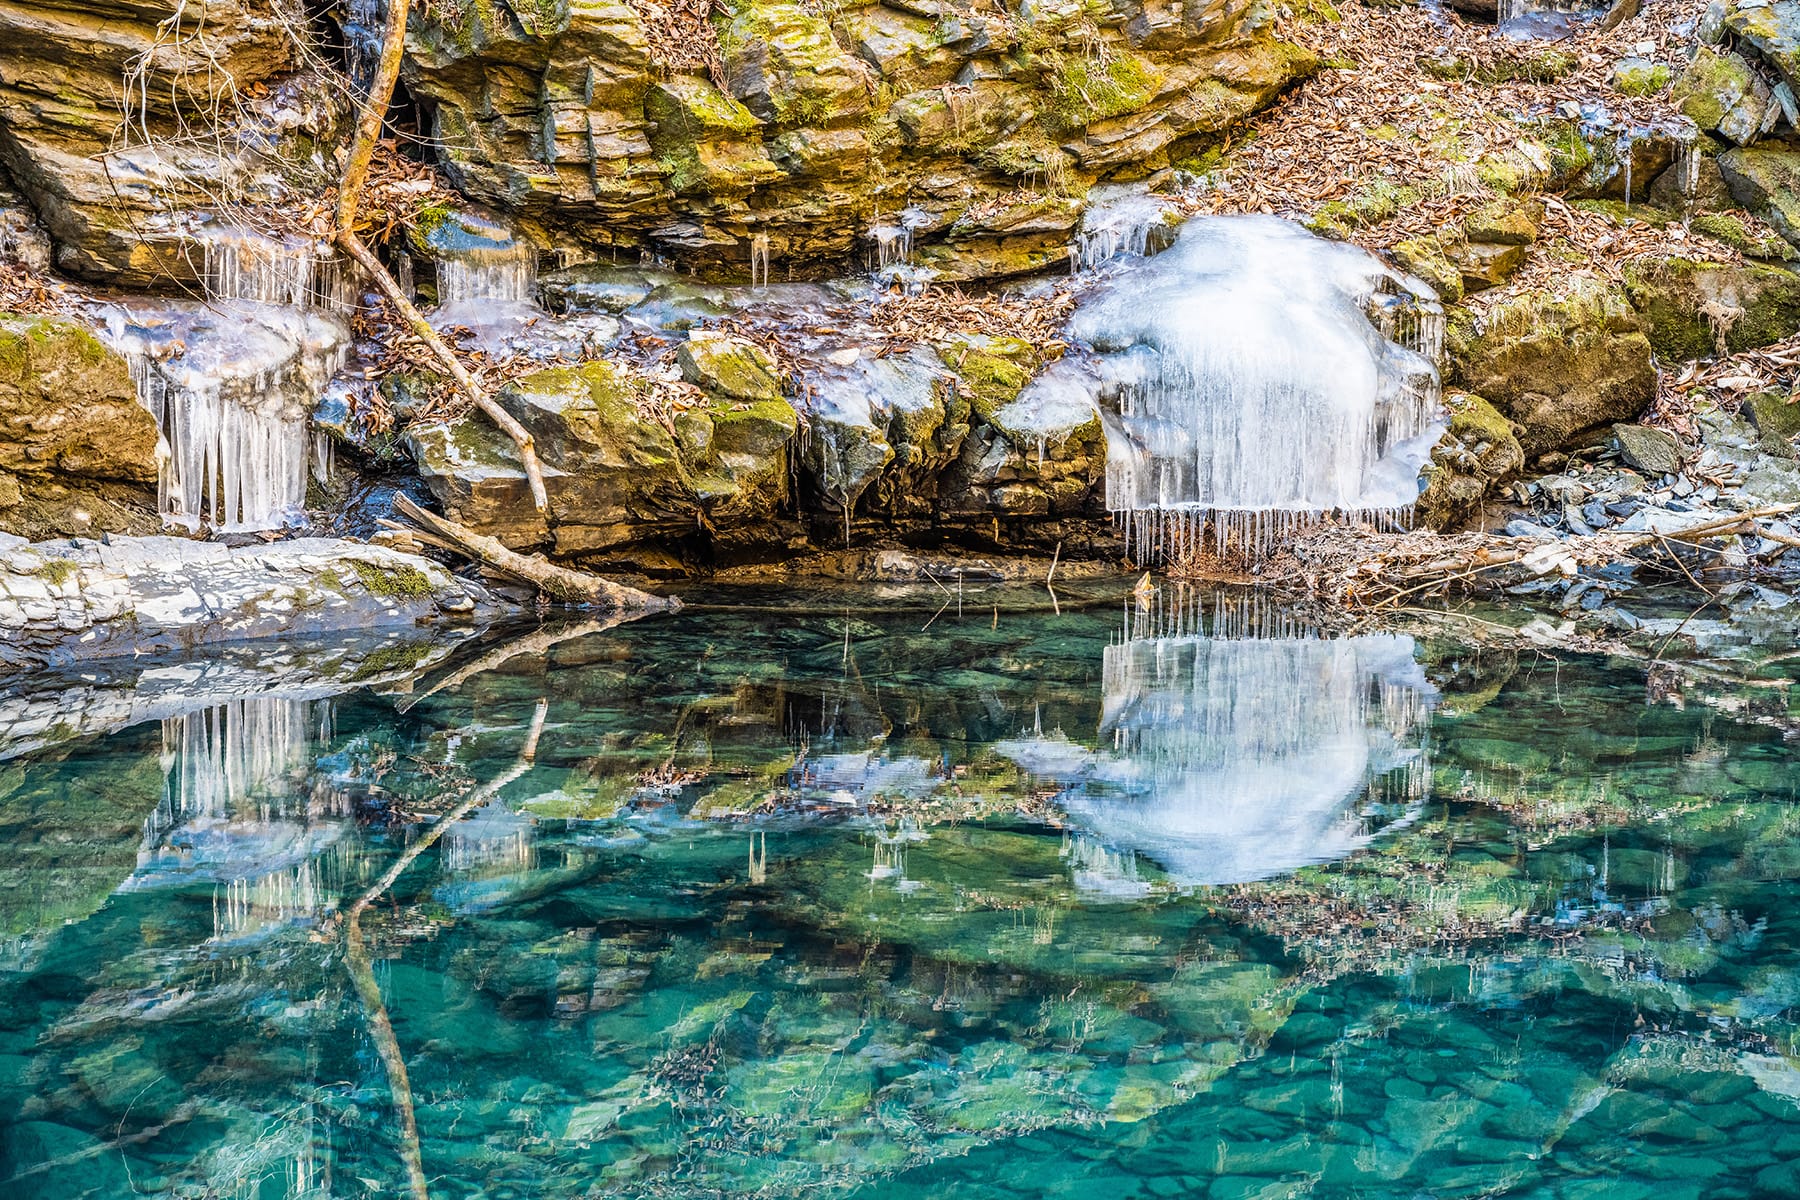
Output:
top-left (0, 535), bottom-right (493, 669)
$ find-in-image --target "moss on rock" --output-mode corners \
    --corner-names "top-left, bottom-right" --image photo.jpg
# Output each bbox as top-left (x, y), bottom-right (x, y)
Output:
top-left (1447, 276), bottom-right (1657, 455)
top-left (1621, 255), bottom-right (1800, 362)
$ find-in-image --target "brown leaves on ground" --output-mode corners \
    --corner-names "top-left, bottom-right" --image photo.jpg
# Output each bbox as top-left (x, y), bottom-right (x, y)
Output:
top-left (1198, 0), bottom-right (1733, 289)
top-left (0, 261), bottom-right (74, 316)
top-left (630, 0), bottom-right (730, 91)
top-left (866, 284), bottom-right (1078, 350)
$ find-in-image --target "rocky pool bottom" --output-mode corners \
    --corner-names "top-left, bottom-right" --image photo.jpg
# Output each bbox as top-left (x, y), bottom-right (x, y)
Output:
top-left (4, 585), bottom-right (1800, 1200)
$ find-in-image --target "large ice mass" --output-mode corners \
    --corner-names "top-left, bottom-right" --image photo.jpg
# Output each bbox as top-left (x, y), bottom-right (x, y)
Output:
top-left (101, 229), bottom-right (352, 532)
top-left (1031, 214), bottom-right (1446, 560)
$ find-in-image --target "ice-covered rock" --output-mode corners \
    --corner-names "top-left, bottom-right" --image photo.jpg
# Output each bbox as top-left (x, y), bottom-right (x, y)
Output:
top-left (1023, 215), bottom-right (1444, 559)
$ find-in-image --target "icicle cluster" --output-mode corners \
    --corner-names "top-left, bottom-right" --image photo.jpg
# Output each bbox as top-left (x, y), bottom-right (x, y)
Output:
top-left (1023, 214), bottom-right (1446, 563)
top-left (436, 237), bottom-right (538, 304)
top-left (1069, 184), bottom-right (1181, 272)
top-left (200, 229), bottom-right (355, 310)
top-left (108, 302), bottom-right (349, 531)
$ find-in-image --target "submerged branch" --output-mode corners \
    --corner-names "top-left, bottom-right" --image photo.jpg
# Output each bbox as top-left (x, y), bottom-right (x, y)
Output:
top-left (343, 697), bottom-right (550, 1200)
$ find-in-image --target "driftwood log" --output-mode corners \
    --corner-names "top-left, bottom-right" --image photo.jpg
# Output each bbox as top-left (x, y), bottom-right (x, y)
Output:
top-left (393, 495), bottom-right (679, 610)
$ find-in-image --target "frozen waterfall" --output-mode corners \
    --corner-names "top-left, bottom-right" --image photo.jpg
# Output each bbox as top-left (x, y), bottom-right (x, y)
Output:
top-left (1025, 214), bottom-right (1445, 561)
top-left (1001, 591), bottom-right (1435, 888)
top-left (103, 228), bottom-right (352, 532)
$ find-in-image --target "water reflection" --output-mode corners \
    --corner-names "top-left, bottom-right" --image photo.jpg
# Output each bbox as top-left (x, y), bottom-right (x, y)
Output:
top-left (4, 596), bottom-right (1800, 1200)
top-left (1006, 592), bottom-right (1434, 887)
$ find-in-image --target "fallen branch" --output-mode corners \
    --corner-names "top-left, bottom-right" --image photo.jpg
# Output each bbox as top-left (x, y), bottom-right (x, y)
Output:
top-left (397, 615), bottom-right (633, 713)
top-left (395, 494), bottom-right (679, 610)
top-left (1341, 505), bottom-right (1798, 609)
top-left (333, 0), bottom-right (549, 512)
top-left (343, 698), bottom-right (549, 1200)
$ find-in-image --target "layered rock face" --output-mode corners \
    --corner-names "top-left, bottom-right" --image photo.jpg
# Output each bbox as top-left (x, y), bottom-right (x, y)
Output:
top-left (0, 0), bottom-right (339, 285)
top-left (0, 316), bottom-right (161, 539)
top-left (403, 0), bottom-right (1311, 276)
top-left (406, 319), bottom-right (1108, 568)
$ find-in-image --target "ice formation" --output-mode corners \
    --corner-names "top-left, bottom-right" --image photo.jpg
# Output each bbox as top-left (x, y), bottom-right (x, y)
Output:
top-left (1002, 591), bottom-right (1435, 888)
top-left (1070, 184), bottom-right (1181, 272)
top-left (96, 226), bottom-right (352, 531)
top-left (1021, 214), bottom-right (1445, 560)
top-left (105, 298), bottom-right (350, 531)
top-left (432, 212), bottom-right (539, 304)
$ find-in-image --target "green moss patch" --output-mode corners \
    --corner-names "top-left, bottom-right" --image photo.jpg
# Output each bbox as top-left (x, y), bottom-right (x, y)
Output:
top-left (348, 558), bottom-right (437, 601)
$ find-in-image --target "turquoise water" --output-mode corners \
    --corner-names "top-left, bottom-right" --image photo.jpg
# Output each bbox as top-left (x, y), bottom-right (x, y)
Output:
top-left (4, 589), bottom-right (1800, 1199)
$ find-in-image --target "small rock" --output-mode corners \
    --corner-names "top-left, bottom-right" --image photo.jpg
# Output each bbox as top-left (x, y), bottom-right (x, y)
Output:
top-left (1582, 500), bottom-right (1613, 528)
top-left (1613, 423), bottom-right (1684, 476)
top-left (1505, 519), bottom-right (1561, 540)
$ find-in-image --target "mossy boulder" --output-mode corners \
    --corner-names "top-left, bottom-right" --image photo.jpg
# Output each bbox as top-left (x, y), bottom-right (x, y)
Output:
top-left (1671, 47), bottom-right (1777, 146)
top-left (677, 331), bottom-right (784, 402)
top-left (1447, 277), bottom-right (1658, 455)
top-left (1723, 0), bottom-right (1800, 96)
top-left (646, 76), bottom-right (784, 195)
top-left (1689, 210), bottom-right (1798, 260)
top-left (1719, 147), bottom-right (1800, 250)
top-left (721, 2), bottom-right (870, 128)
top-left (1746, 389), bottom-right (1800, 456)
top-left (1416, 391), bottom-right (1525, 531)
top-left (0, 316), bottom-right (156, 486)
top-left (0, 315), bottom-right (160, 539)
top-left (1390, 237), bottom-right (1464, 303)
top-left (409, 359), bottom-right (800, 556)
top-left (1621, 254), bottom-right (1800, 361)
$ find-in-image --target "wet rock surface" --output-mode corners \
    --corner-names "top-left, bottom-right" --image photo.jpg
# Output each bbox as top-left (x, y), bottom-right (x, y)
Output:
top-left (0, 533), bottom-right (496, 669)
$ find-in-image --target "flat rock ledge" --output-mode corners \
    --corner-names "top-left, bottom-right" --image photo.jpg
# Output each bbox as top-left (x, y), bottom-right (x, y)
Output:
top-left (0, 534), bottom-right (496, 669)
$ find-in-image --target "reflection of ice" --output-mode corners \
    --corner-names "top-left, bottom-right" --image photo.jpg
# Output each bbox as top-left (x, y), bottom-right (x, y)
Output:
top-left (436, 799), bottom-right (542, 912)
top-left (789, 753), bottom-right (942, 807)
top-left (135, 698), bottom-right (346, 881)
top-left (1004, 594), bottom-right (1435, 887)
top-left (124, 695), bottom-right (351, 938)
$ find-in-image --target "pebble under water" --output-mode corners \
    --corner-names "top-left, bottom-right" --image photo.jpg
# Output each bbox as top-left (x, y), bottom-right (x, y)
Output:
top-left (4, 590), bottom-right (1800, 1199)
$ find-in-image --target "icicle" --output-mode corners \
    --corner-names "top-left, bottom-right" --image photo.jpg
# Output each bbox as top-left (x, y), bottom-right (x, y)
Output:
top-left (104, 298), bottom-right (349, 532)
top-left (311, 431), bottom-right (333, 485)
top-left (437, 240), bottom-right (537, 304)
top-left (750, 233), bottom-right (771, 288)
top-left (1071, 184), bottom-right (1179, 272)
top-left (198, 228), bottom-right (353, 313)
top-left (1032, 215), bottom-right (1446, 566)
